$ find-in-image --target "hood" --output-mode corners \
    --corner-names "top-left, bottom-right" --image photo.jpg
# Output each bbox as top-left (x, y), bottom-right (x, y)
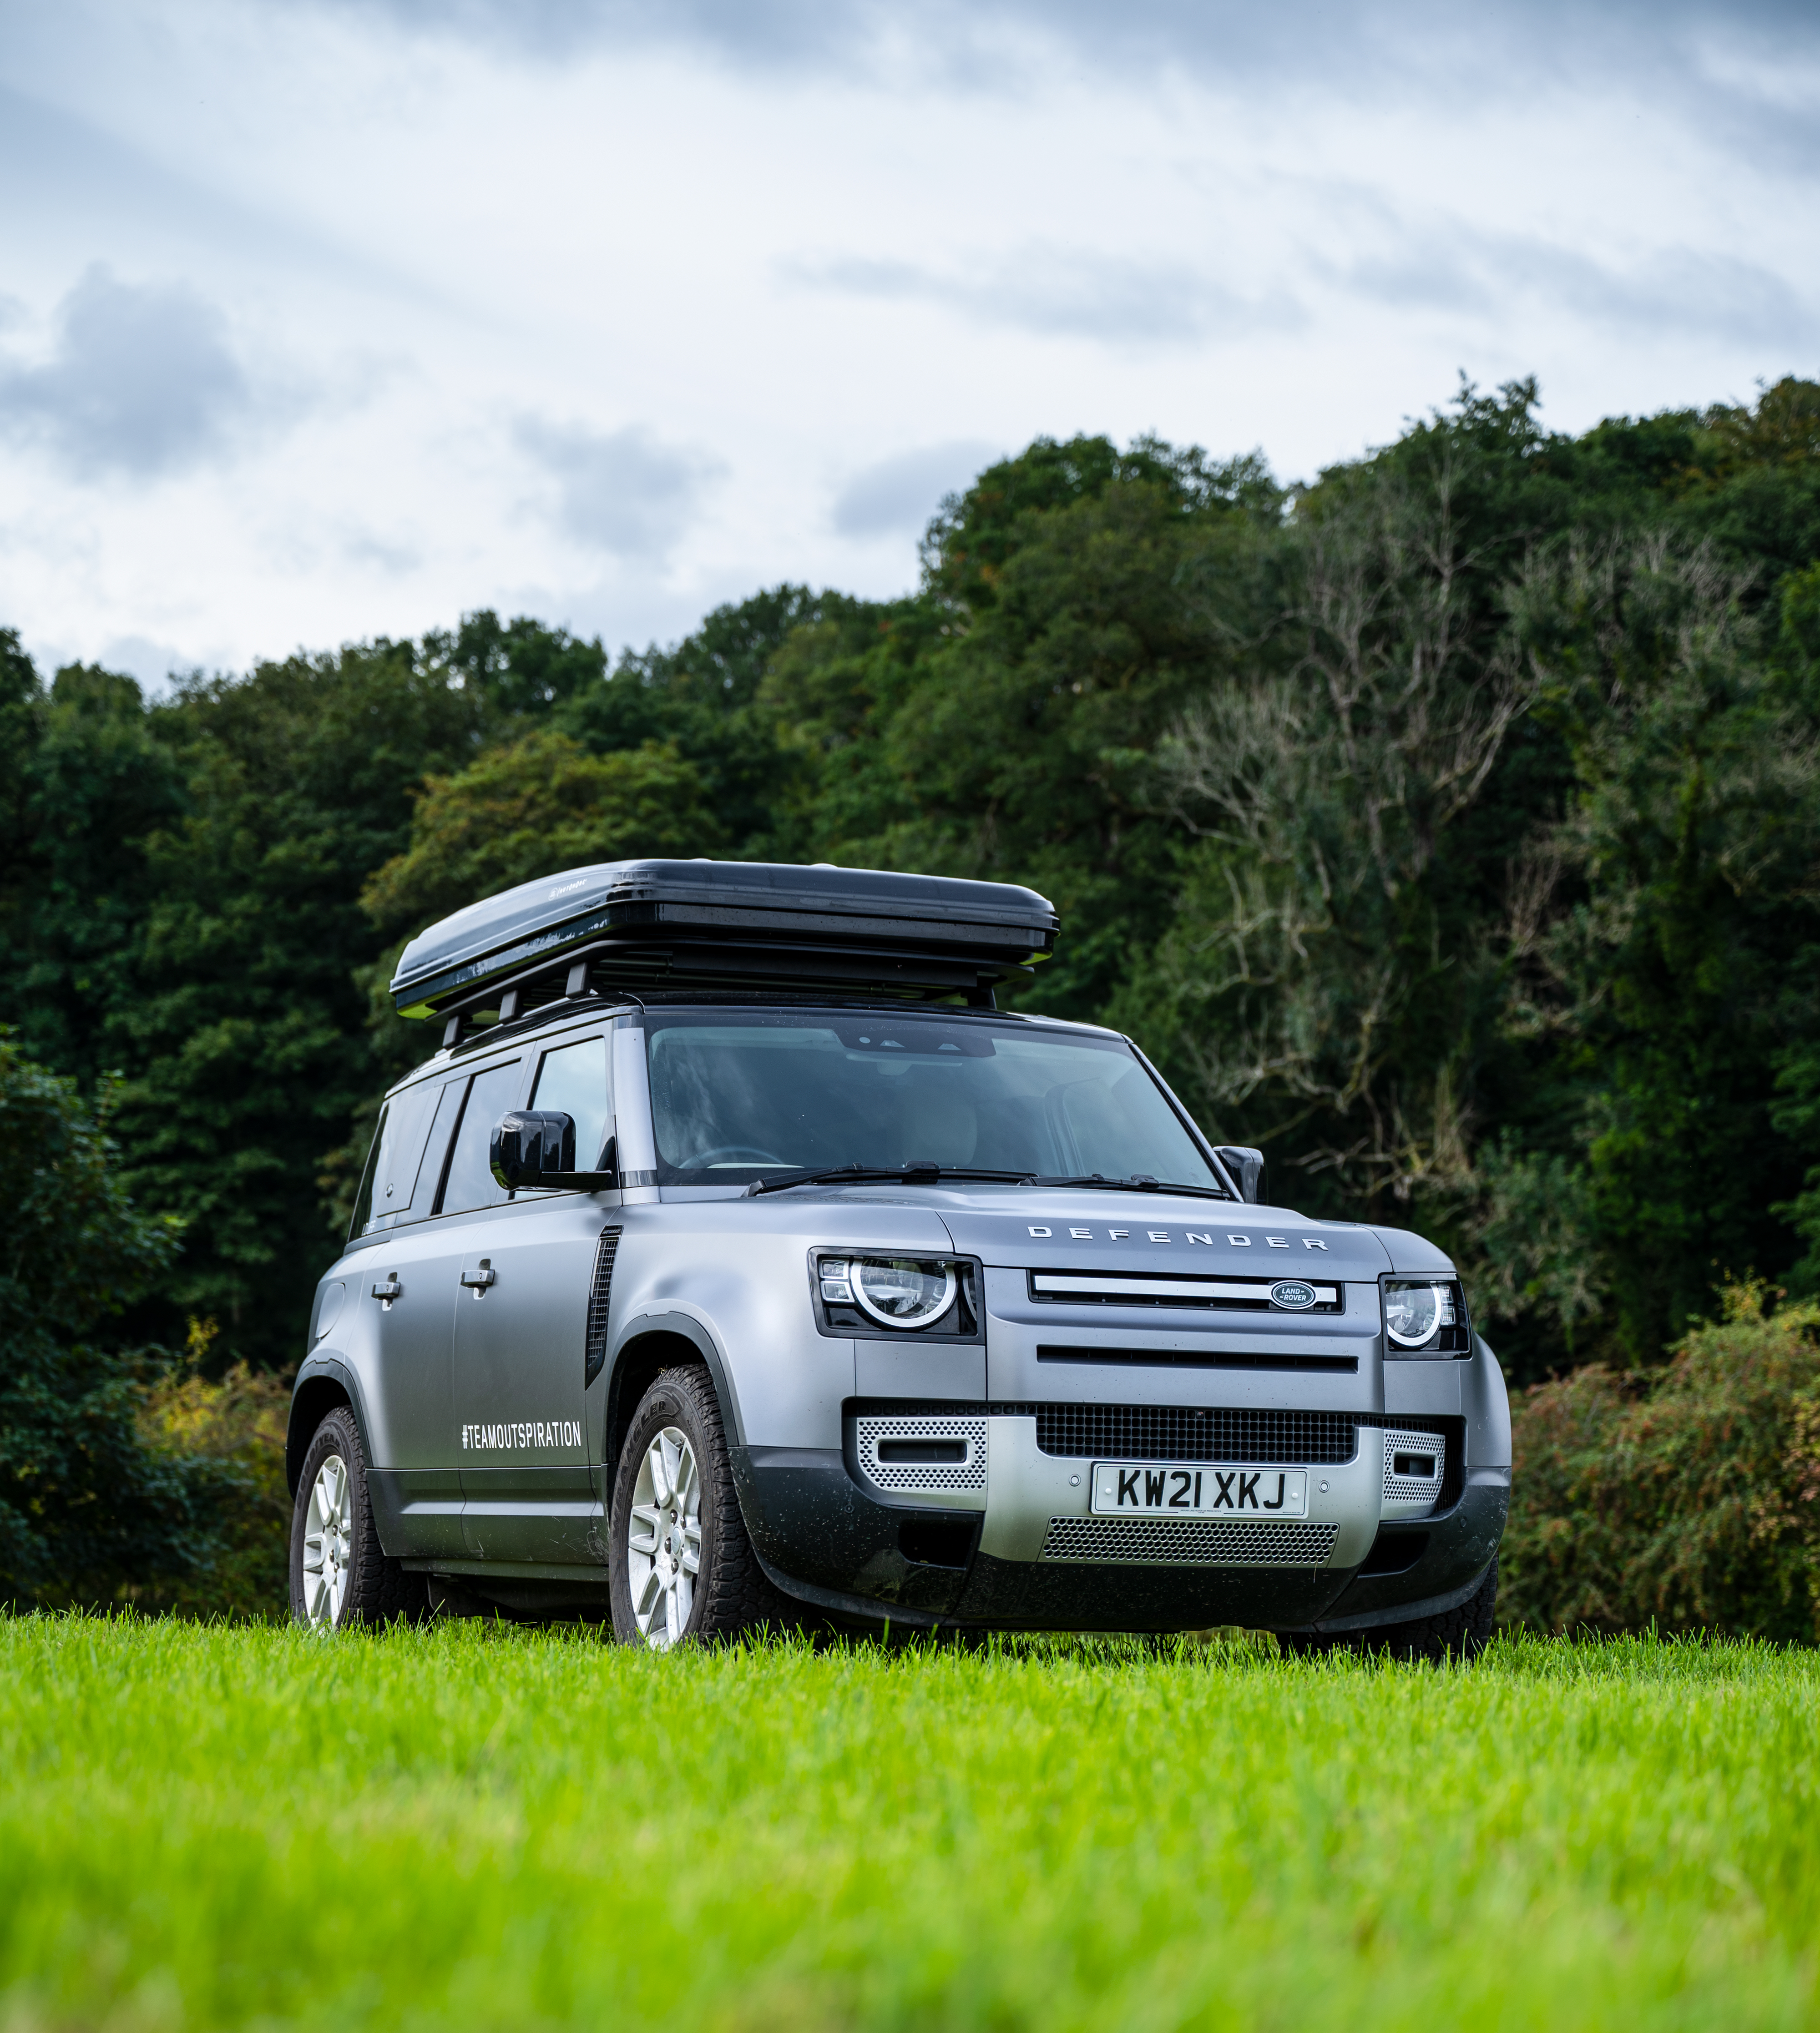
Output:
top-left (783, 1184), bottom-right (1397, 1278)
top-left (1369, 1225), bottom-right (1459, 1278)
top-left (700, 1182), bottom-right (1451, 1280)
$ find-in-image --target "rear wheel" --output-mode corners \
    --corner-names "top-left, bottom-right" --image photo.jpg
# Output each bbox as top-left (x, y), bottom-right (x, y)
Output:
top-left (608, 1366), bottom-right (791, 1649)
top-left (288, 1406), bottom-right (427, 1629)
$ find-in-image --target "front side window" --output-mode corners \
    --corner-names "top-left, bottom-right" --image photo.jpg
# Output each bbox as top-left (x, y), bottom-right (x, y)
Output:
top-left (530, 1036), bottom-right (612, 1174)
top-left (643, 1012), bottom-right (1218, 1188)
top-left (436, 1060), bottom-right (522, 1215)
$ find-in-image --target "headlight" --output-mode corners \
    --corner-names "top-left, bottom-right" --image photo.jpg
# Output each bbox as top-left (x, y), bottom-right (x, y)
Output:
top-left (1383, 1279), bottom-right (1457, 1349)
top-left (822, 1256), bottom-right (958, 1329)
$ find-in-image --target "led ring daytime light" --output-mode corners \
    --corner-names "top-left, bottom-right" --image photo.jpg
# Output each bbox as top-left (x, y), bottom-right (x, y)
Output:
top-left (1384, 1280), bottom-right (1455, 1348)
top-left (843, 1257), bottom-right (958, 1330)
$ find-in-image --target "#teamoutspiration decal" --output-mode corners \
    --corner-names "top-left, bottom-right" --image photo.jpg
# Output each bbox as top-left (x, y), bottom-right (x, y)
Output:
top-left (461, 1420), bottom-right (582, 1450)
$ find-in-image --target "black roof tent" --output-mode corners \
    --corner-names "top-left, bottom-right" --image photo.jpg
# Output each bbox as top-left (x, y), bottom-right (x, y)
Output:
top-left (389, 859), bottom-right (1059, 1023)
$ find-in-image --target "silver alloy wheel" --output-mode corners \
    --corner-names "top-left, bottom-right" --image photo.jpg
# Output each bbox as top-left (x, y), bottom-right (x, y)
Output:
top-left (627, 1424), bottom-right (703, 1649)
top-left (301, 1452), bottom-right (354, 1628)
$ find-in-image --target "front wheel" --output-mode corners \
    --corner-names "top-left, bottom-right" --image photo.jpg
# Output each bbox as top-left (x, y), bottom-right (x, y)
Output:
top-left (1287, 1558), bottom-right (1499, 1664)
top-left (288, 1406), bottom-right (427, 1629)
top-left (608, 1366), bottom-right (790, 1649)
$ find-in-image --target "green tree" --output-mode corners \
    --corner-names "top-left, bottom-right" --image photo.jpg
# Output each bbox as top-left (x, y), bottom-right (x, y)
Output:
top-left (1499, 537), bottom-right (1820, 1359)
top-left (0, 653), bottom-right (183, 1090)
top-left (0, 1034), bottom-right (203, 1604)
top-left (557, 585), bottom-right (877, 855)
top-left (361, 730), bottom-right (721, 939)
top-left (757, 442), bottom-right (1286, 1018)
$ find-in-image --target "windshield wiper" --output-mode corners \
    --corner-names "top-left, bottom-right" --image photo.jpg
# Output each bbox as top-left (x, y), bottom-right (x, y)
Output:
top-left (1021, 1172), bottom-right (1234, 1202)
top-left (743, 1163), bottom-right (1031, 1198)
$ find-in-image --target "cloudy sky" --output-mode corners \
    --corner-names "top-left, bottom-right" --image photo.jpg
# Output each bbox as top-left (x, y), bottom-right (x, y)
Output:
top-left (3, 0), bottom-right (1816, 686)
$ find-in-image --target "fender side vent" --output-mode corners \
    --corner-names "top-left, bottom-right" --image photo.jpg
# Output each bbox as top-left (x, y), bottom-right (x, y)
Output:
top-left (584, 1227), bottom-right (622, 1387)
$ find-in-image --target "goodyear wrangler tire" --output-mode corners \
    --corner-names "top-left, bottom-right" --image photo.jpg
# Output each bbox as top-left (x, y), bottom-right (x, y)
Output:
top-left (288, 1406), bottom-right (427, 1629)
top-left (608, 1366), bottom-right (790, 1649)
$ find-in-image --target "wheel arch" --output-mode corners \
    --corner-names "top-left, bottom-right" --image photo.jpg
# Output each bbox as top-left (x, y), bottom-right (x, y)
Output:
top-left (286, 1357), bottom-right (372, 1498)
top-left (604, 1312), bottom-right (743, 1491)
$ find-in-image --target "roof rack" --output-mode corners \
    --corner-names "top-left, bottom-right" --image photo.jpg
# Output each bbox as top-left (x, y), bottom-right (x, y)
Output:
top-left (389, 859), bottom-right (1058, 1025)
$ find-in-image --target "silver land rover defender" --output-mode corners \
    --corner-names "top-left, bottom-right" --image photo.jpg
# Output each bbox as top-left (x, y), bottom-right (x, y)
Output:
top-left (288, 860), bottom-right (1508, 1653)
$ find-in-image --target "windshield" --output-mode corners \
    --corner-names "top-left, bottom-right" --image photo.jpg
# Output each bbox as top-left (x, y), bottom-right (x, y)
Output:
top-left (643, 1011), bottom-right (1222, 1189)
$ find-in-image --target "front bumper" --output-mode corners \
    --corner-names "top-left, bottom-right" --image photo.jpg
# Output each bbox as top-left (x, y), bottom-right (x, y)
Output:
top-left (732, 1408), bottom-right (1507, 1633)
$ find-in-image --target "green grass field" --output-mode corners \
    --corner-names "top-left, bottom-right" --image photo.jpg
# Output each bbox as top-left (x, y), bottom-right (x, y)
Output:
top-left (2, 1617), bottom-right (1816, 2031)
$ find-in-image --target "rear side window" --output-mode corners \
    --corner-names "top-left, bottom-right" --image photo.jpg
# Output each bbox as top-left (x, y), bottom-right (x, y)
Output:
top-left (530, 1036), bottom-right (612, 1173)
top-left (411, 1079), bottom-right (465, 1216)
top-left (436, 1060), bottom-right (523, 1216)
top-left (349, 1080), bottom-right (442, 1240)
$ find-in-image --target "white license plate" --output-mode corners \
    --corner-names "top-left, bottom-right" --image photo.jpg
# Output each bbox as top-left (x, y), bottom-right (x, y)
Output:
top-left (1089, 1462), bottom-right (1309, 1518)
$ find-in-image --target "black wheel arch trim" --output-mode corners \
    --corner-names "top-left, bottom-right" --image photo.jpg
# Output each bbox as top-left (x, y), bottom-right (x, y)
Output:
top-left (603, 1308), bottom-right (750, 1515)
top-left (607, 1310), bottom-right (743, 1424)
top-left (286, 1355), bottom-right (374, 1498)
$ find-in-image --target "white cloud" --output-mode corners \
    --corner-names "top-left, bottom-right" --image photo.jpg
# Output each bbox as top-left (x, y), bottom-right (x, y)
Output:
top-left (793, 250), bottom-right (1303, 346)
top-left (833, 441), bottom-right (1001, 538)
top-left (514, 419), bottom-right (725, 561)
top-left (0, 265), bottom-right (253, 480)
top-left (0, 0), bottom-right (1816, 680)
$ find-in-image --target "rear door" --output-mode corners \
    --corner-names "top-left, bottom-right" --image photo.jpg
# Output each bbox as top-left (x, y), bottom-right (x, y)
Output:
top-left (451, 1034), bottom-right (617, 1565)
top-left (354, 1073), bottom-right (469, 1558)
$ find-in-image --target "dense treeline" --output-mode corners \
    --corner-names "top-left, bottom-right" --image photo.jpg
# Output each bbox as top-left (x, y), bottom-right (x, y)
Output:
top-left (6, 376), bottom-right (1820, 1395)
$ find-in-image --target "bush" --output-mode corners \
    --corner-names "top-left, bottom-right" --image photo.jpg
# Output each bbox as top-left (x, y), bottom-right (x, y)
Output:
top-left (1502, 1282), bottom-right (1820, 1640)
top-left (0, 1034), bottom-right (290, 1613)
top-left (135, 1346), bottom-right (293, 1618)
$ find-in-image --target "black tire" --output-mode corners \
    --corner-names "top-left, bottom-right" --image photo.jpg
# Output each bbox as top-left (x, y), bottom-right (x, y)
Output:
top-left (288, 1405), bottom-right (428, 1629)
top-left (608, 1365), bottom-right (793, 1647)
top-left (1288, 1558), bottom-right (1499, 1665)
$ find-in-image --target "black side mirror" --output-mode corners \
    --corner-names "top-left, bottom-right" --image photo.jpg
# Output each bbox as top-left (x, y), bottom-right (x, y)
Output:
top-left (491, 1111), bottom-right (620, 1192)
top-left (491, 1110), bottom-right (574, 1189)
top-left (1216, 1145), bottom-right (1267, 1205)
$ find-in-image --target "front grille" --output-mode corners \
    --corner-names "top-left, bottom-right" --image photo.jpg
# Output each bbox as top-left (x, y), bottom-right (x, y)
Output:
top-left (1028, 1269), bottom-right (1342, 1314)
top-left (1039, 1516), bottom-right (1340, 1566)
top-left (1036, 1345), bottom-right (1358, 1374)
top-left (1001, 1403), bottom-right (1363, 1465)
top-left (855, 1415), bottom-right (987, 1493)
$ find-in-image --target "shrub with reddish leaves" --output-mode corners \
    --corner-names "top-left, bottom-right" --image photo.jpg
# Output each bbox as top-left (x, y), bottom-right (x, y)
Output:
top-left (1502, 1284), bottom-right (1820, 1640)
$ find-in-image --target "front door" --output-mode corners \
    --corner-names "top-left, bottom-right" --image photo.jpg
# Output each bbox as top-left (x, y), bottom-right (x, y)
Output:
top-left (451, 1032), bottom-right (615, 1566)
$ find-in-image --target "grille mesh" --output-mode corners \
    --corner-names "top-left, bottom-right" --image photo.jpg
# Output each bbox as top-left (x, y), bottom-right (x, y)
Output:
top-left (856, 1415), bottom-right (986, 1493)
top-left (583, 1227), bottom-right (621, 1387)
top-left (1013, 1403), bottom-right (1362, 1465)
top-left (1039, 1516), bottom-right (1340, 1566)
top-left (1381, 1427), bottom-right (1446, 1505)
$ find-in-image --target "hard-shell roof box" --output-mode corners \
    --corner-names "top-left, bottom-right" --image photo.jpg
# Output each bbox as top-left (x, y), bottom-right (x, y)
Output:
top-left (389, 859), bottom-right (1059, 1018)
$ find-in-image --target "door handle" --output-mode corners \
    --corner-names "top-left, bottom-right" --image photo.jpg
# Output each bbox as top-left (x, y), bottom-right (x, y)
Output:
top-left (371, 1274), bottom-right (403, 1307)
top-left (460, 1266), bottom-right (497, 1291)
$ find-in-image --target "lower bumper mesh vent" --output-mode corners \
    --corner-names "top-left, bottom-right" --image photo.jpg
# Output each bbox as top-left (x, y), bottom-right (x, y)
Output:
top-left (1039, 1516), bottom-right (1340, 1567)
top-left (1381, 1428), bottom-right (1446, 1506)
top-left (856, 1415), bottom-right (986, 1493)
